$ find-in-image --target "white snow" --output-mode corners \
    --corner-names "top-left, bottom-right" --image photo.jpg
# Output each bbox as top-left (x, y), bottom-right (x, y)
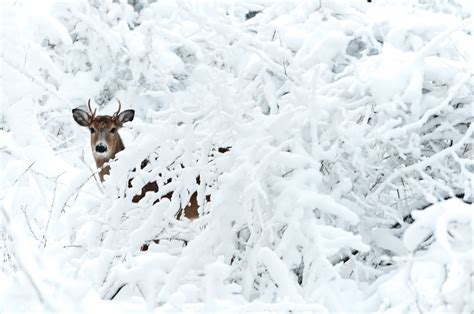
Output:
top-left (1, 0), bottom-right (473, 312)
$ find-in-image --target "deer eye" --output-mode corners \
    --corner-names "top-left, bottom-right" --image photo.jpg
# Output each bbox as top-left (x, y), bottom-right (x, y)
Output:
top-left (90, 128), bottom-right (95, 133)
top-left (110, 128), bottom-right (116, 134)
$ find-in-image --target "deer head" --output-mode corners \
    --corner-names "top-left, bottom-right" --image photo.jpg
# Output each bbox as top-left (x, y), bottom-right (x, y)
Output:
top-left (72, 99), bottom-right (135, 181)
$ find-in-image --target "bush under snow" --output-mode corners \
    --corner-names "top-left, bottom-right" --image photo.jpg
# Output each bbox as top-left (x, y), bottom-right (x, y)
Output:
top-left (0, 0), bottom-right (473, 312)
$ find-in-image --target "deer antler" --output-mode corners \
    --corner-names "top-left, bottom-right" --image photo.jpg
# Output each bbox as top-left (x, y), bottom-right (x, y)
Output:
top-left (113, 99), bottom-right (122, 119)
top-left (87, 99), bottom-right (97, 119)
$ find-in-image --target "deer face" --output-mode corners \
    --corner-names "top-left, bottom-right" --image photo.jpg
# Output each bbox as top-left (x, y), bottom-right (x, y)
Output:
top-left (72, 100), bottom-right (134, 164)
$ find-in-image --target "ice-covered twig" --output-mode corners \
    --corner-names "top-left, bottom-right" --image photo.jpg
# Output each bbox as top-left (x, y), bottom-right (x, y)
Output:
top-left (372, 124), bottom-right (473, 198)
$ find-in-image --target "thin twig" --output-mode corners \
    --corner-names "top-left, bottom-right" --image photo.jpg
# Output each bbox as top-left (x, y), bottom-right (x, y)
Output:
top-left (20, 205), bottom-right (40, 243)
top-left (58, 171), bottom-right (100, 214)
top-left (42, 172), bottom-right (65, 247)
top-left (79, 149), bottom-right (103, 193)
top-left (0, 208), bottom-right (52, 310)
top-left (10, 161), bottom-right (35, 187)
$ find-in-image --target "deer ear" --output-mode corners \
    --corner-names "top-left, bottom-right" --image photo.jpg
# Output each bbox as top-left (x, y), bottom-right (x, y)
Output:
top-left (117, 109), bottom-right (134, 126)
top-left (72, 108), bottom-right (91, 127)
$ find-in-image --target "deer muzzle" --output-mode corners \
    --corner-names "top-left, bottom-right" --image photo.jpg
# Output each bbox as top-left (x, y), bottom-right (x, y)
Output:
top-left (95, 143), bottom-right (107, 153)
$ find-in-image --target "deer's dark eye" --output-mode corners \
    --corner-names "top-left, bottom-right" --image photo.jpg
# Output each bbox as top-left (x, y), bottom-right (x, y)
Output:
top-left (110, 128), bottom-right (116, 134)
top-left (90, 128), bottom-right (95, 133)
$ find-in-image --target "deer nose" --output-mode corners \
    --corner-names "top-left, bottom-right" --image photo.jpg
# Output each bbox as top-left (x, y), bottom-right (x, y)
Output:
top-left (95, 144), bottom-right (107, 153)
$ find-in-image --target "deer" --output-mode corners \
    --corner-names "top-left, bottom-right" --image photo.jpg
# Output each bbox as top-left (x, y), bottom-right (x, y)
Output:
top-left (72, 100), bottom-right (208, 250)
top-left (72, 99), bottom-right (134, 182)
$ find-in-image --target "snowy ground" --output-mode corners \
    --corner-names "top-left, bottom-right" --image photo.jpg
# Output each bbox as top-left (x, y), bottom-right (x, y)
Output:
top-left (1, 0), bottom-right (473, 312)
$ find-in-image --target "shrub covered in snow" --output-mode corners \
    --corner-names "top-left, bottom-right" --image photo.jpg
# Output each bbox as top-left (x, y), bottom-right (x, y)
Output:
top-left (0, 0), bottom-right (472, 311)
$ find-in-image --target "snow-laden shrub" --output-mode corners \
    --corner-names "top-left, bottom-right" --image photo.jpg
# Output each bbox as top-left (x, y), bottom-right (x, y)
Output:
top-left (1, 0), bottom-right (472, 311)
top-left (372, 198), bottom-right (472, 312)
